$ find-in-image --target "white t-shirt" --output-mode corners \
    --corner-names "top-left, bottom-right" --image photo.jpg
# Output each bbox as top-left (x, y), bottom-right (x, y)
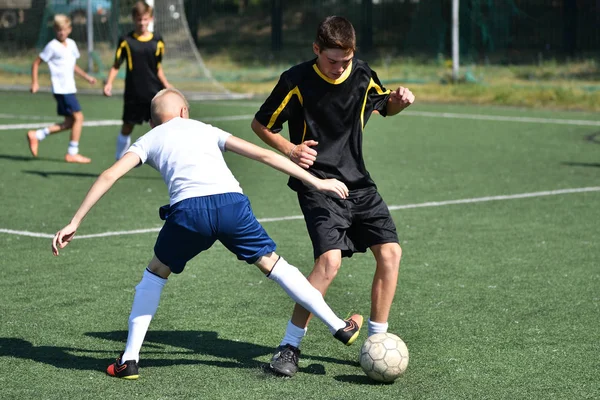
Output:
top-left (128, 117), bottom-right (243, 205)
top-left (39, 38), bottom-right (80, 94)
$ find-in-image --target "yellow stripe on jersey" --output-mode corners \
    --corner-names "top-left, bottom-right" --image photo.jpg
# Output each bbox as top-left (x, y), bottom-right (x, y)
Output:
top-left (360, 78), bottom-right (390, 130)
top-left (115, 41), bottom-right (133, 71)
top-left (156, 41), bottom-right (165, 57)
top-left (123, 41), bottom-right (133, 71)
top-left (133, 32), bottom-right (154, 42)
top-left (312, 60), bottom-right (353, 85)
top-left (266, 86), bottom-right (303, 130)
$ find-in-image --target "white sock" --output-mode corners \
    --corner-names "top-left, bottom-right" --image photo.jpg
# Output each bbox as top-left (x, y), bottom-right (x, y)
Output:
top-left (280, 320), bottom-right (307, 348)
top-left (115, 132), bottom-right (131, 160)
top-left (35, 127), bottom-right (50, 141)
top-left (67, 141), bottom-right (79, 155)
top-left (368, 319), bottom-right (389, 337)
top-left (267, 257), bottom-right (345, 334)
top-left (121, 269), bottom-right (167, 363)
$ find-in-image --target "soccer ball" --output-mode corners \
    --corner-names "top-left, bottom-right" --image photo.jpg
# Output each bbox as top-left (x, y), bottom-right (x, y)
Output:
top-left (359, 332), bottom-right (409, 383)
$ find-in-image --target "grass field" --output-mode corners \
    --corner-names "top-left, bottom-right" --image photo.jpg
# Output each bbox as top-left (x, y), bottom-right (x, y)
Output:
top-left (0, 91), bottom-right (599, 399)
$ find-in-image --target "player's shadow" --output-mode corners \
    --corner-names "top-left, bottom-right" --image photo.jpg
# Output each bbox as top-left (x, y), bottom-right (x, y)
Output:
top-left (87, 330), bottom-right (354, 373)
top-left (0, 153), bottom-right (65, 163)
top-left (0, 331), bottom-right (354, 375)
top-left (22, 170), bottom-right (162, 180)
top-left (561, 161), bottom-right (600, 168)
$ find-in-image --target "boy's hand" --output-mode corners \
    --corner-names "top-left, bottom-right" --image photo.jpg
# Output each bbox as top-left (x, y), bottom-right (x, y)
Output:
top-left (31, 82), bottom-right (39, 94)
top-left (51, 223), bottom-right (78, 256)
top-left (290, 140), bottom-right (318, 169)
top-left (389, 86), bottom-right (415, 109)
top-left (103, 82), bottom-right (112, 96)
top-left (313, 178), bottom-right (349, 199)
top-left (87, 76), bottom-right (97, 85)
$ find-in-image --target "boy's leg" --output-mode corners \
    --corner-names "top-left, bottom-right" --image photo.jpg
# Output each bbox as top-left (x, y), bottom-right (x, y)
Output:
top-left (368, 242), bottom-right (401, 336)
top-left (107, 256), bottom-right (170, 379)
top-left (115, 122), bottom-right (135, 160)
top-left (26, 119), bottom-right (74, 157)
top-left (259, 253), bottom-right (362, 376)
top-left (64, 111), bottom-right (91, 163)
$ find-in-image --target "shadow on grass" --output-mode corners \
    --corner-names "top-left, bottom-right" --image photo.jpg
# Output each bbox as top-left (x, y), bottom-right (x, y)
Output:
top-left (0, 153), bottom-right (64, 163)
top-left (0, 331), bottom-right (353, 375)
top-left (88, 330), bottom-right (353, 373)
top-left (22, 170), bottom-right (162, 180)
top-left (335, 374), bottom-right (394, 385)
top-left (561, 162), bottom-right (600, 168)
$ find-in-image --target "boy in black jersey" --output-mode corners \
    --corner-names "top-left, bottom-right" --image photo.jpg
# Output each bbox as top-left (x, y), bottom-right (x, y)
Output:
top-left (103, 1), bottom-right (171, 160)
top-left (252, 16), bottom-right (415, 377)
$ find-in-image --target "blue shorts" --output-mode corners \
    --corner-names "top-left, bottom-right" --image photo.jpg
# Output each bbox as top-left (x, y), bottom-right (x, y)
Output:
top-left (53, 94), bottom-right (81, 117)
top-left (154, 193), bottom-right (276, 274)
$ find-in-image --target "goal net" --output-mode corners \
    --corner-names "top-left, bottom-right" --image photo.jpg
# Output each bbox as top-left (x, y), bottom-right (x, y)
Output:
top-left (0, 0), bottom-right (250, 99)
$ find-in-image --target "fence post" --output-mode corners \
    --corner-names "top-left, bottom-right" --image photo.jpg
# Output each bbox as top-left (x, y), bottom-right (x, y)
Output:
top-left (452, 0), bottom-right (460, 82)
top-left (271, 0), bottom-right (282, 52)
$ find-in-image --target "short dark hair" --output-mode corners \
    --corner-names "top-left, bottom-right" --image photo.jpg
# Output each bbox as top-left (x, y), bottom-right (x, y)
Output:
top-left (132, 1), bottom-right (153, 18)
top-left (315, 16), bottom-right (356, 53)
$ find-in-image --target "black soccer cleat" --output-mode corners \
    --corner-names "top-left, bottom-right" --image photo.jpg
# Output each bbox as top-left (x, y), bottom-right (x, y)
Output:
top-left (106, 352), bottom-right (139, 380)
top-left (269, 344), bottom-right (301, 377)
top-left (334, 314), bottom-right (364, 345)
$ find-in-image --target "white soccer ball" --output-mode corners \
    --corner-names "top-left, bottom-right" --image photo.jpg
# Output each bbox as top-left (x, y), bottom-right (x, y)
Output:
top-left (359, 332), bottom-right (409, 383)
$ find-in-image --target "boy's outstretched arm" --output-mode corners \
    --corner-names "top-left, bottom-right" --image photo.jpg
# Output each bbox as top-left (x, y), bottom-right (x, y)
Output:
top-left (225, 135), bottom-right (348, 199)
top-left (30, 57), bottom-right (42, 93)
top-left (51, 153), bottom-right (141, 255)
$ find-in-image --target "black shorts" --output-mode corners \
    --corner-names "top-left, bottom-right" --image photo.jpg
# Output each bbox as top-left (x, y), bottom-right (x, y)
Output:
top-left (298, 187), bottom-right (399, 259)
top-left (122, 101), bottom-right (151, 125)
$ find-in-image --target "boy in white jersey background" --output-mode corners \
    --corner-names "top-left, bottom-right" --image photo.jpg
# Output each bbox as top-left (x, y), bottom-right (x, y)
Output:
top-left (27, 14), bottom-right (97, 164)
top-left (51, 88), bottom-right (363, 380)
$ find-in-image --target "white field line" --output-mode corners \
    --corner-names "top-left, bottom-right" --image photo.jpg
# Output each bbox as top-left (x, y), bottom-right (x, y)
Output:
top-left (1, 186), bottom-right (598, 240)
top-left (1, 109), bottom-right (599, 131)
top-left (401, 111), bottom-right (600, 126)
top-left (0, 115), bottom-right (256, 131)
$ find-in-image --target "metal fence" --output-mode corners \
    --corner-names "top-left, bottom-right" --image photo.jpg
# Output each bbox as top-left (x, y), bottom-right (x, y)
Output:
top-left (0, 0), bottom-right (598, 64)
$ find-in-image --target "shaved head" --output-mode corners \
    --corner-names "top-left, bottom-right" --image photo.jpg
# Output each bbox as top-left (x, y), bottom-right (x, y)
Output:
top-left (150, 88), bottom-right (189, 126)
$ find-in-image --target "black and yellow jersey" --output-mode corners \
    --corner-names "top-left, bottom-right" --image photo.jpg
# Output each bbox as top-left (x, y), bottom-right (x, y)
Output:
top-left (113, 31), bottom-right (165, 103)
top-left (255, 58), bottom-right (391, 192)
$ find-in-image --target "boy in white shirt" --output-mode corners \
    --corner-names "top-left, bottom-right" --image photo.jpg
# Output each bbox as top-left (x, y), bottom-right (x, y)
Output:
top-left (27, 14), bottom-right (96, 163)
top-left (51, 88), bottom-right (363, 380)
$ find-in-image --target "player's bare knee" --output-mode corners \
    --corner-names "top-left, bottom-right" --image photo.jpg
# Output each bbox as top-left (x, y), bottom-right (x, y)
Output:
top-left (72, 111), bottom-right (84, 122)
top-left (375, 244), bottom-right (402, 271)
top-left (313, 252), bottom-right (342, 281)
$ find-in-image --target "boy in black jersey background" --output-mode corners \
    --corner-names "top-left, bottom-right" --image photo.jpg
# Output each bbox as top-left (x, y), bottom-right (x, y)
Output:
top-left (103, 1), bottom-right (171, 160)
top-left (251, 16), bottom-right (415, 377)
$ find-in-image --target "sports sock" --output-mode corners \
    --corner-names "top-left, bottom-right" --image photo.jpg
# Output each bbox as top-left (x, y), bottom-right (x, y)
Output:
top-left (35, 127), bottom-right (50, 141)
top-left (367, 319), bottom-right (389, 337)
top-left (267, 257), bottom-right (345, 334)
top-left (115, 132), bottom-right (131, 160)
top-left (121, 269), bottom-right (167, 363)
top-left (280, 320), bottom-right (307, 348)
top-left (67, 141), bottom-right (79, 155)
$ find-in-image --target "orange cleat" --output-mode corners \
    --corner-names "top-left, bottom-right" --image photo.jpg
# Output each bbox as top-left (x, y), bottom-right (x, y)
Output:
top-left (65, 153), bottom-right (92, 164)
top-left (27, 130), bottom-right (39, 157)
top-left (106, 353), bottom-right (139, 380)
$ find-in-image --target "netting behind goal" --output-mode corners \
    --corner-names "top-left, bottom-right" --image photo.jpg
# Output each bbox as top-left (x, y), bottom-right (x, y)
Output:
top-left (0, 0), bottom-right (249, 99)
top-left (149, 0), bottom-right (249, 99)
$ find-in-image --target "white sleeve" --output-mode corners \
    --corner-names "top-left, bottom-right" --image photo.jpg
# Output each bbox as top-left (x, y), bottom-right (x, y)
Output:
top-left (39, 42), bottom-right (54, 63)
top-left (72, 40), bottom-right (80, 59)
top-left (212, 126), bottom-right (232, 152)
top-left (127, 134), bottom-right (151, 164)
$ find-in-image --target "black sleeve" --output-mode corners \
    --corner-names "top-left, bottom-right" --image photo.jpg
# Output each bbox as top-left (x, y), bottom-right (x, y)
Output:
top-left (254, 72), bottom-right (296, 133)
top-left (112, 36), bottom-right (127, 69)
top-left (369, 69), bottom-right (391, 117)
